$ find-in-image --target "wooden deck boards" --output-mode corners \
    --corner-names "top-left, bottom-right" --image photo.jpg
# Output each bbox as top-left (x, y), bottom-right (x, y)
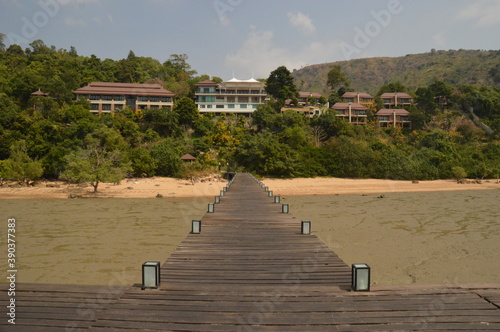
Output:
top-left (1, 173), bottom-right (499, 331)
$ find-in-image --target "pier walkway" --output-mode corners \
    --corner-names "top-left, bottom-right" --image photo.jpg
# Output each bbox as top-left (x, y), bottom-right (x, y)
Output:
top-left (1, 173), bottom-right (500, 331)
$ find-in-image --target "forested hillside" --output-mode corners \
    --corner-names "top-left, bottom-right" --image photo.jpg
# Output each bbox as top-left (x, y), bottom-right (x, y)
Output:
top-left (0, 37), bottom-right (499, 188)
top-left (293, 49), bottom-right (500, 95)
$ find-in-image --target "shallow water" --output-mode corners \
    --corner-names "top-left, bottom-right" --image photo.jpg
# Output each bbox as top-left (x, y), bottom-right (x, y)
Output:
top-left (0, 198), bottom-right (208, 285)
top-left (1, 190), bottom-right (498, 286)
top-left (285, 190), bottom-right (500, 286)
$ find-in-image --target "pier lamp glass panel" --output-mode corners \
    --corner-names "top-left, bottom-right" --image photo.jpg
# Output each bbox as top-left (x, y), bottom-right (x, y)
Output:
top-left (274, 196), bottom-right (281, 203)
top-left (282, 204), bottom-right (289, 214)
top-left (301, 221), bottom-right (311, 235)
top-left (192, 220), bottom-right (201, 234)
top-left (352, 264), bottom-right (370, 291)
top-left (142, 261), bottom-right (160, 289)
top-left (208, 203), bottom-right (215, 213)
top-left (215, 196), bottom-right (220, 204)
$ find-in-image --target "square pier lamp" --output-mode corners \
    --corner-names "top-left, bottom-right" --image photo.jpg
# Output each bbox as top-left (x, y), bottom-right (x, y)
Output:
top-left (215, 196), bottom-right (220, 204)
top-left (352, 264), bottom-right (371, 291)
top-left (274, 196), bottom-right (281, 203)
top-left (208, 203), bottom-right (215, 213)
top-left (301, 221), bottom-right (311, 235)
top-left (268, 190), bottom-right (273, 197)
top-left (265, 186), bottom-right (269, 192)
top-left (142, 261), bottom-right (160, 289)
top-left (282, 204), bottom-right (289, 214)
top-left (192, 220), bottom-right (201, 234)
top-left (220, 190), bottom-right (225, 197)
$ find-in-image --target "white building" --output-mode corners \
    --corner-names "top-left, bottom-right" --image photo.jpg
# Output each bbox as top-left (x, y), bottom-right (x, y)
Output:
top-left (195, 78), bottom-right (267, 116)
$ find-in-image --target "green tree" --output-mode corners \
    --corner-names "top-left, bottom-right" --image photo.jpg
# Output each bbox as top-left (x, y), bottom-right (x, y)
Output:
top-left (0, 140), bottom-right (43, 185)
top-left (265, 66), bottom-right (298, 108)
top-left (173, 96), bottom-right (199, 127)
top-left (129, 147), bottom-right (157, 177)
top-left (451, 166), bottom-right (467, 182)
top-left (62, 127), bottom-right (131, 193)
top-left (377, 82), bottom-right (407, 95)
top-left (252, 103), bottom-right (278, 131)
top-left (326, 65), bottom-right (350, 92)
top-left (150, 139), bottom-right (183, 177)
top-left (142, 108), bottom-right (181, 137)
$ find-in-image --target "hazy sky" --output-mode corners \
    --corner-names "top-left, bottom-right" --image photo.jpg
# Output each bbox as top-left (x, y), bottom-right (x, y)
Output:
top-left (1, 0), bottom-right (499, 79)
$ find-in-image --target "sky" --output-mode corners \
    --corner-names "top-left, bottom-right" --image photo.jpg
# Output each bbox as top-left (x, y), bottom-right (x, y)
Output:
top-left (1, 0), bottom-right (499, 80)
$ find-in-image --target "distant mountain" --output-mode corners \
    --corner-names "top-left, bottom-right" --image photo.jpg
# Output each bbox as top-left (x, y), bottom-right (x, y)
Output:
top-left (292, 49), bottom-right (500, 95)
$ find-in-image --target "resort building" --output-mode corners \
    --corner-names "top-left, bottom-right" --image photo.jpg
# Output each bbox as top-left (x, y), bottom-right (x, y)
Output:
top-left (194, 78), bottom-right (267, 116)
top-left (281, 91), bottom-right (326, 118)
top-left (73, 82), bottom-right (175, 114)
top-left (297, 92), bottom-right (323, 106)
top-left (380, 92), bottom-right (413, 108)
top-left (280, 105), bottom-right (323, 118)
top-left (342, 92), bottom-right (374, 104)
top-left (376, 109), bottom-right (411, 128)
top-left (332, 102), bottom-right (369, 125)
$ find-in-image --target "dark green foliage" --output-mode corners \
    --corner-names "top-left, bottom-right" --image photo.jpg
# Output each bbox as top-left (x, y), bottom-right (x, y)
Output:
top-left (326, 65), bottom-right (350, 91)
top-left (173, 96), bottom-right (199, 127)
top-left (150, 139), bottom-right (183, 177)
top-left (265, 66), bottom-right (299, 108)
top-left (0, 40), bottom-right (499, 182)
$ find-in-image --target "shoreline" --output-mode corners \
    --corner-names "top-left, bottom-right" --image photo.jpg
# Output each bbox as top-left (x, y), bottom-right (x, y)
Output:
top-left (0, 176), bottom-right (498, 199)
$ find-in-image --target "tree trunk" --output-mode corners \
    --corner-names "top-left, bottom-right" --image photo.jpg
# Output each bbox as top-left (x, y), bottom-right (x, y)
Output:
top-left (92, 181), bottom-right (99, 193)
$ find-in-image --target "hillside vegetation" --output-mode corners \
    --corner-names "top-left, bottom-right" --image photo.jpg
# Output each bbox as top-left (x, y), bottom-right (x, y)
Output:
top-left (0, 38), bottom-right (499, 187)
top-left (293, 49), bottom-right (500, 95)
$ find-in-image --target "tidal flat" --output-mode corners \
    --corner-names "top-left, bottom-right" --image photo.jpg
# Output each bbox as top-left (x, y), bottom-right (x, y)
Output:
top-left (1, 189), bottom-right (498, 286)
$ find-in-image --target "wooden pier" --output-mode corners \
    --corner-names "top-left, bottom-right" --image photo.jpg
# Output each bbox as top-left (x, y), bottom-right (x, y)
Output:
top-left (2, 173), bottom-right (500, 331)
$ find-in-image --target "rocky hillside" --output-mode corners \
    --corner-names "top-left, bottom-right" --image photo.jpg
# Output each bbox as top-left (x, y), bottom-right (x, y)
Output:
top-left (292, 49), bottom-right (500, 95)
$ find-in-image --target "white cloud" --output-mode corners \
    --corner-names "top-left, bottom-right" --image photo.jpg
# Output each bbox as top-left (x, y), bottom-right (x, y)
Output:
top-left (225, 27), bottom-right (343, 78)
top-left (457, 0), bottom-right (500, 27)
top-left (287, 11), bottom-right (316, 35)
top-left (64, 17), bottom-right (85, 26)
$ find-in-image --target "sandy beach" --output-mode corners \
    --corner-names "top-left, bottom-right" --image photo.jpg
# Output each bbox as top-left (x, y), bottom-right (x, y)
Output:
top-left (0, 176), bottom-right (498, 287)
top-left (0, 176), bottom-right (498, 199)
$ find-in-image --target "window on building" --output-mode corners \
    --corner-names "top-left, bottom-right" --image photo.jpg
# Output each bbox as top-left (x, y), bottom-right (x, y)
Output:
top-left (383, 99), bottom-right (391, 104)
top-left (228, 104), bottom-right (235, 109)
top-left (200, 105), bottom-right (206, 108)
top-left (400, 116), bottom-right (409, 122)
top-left (91, 104), bottom-right (99, 110)
top-left (216, 105), bottom-right (224, 109)
top-left (114, 104), bottom-right (123, 111)
top-left (240, 104), bottom-right (247, 109)
top-left (344, 98), bottom-right (354, 103)
top-left (379, 116), bottom-right (389, 121)
top-left (207, 105), bottom-right (212, 108)
top-left (90, 95), bottom-right (101, 100)
top-left (102, 104), bottom-right (112, 111)
top-left (355, 110), bottom-right (366, 116)
top-left (252, 105), bottom-right (258, 109)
